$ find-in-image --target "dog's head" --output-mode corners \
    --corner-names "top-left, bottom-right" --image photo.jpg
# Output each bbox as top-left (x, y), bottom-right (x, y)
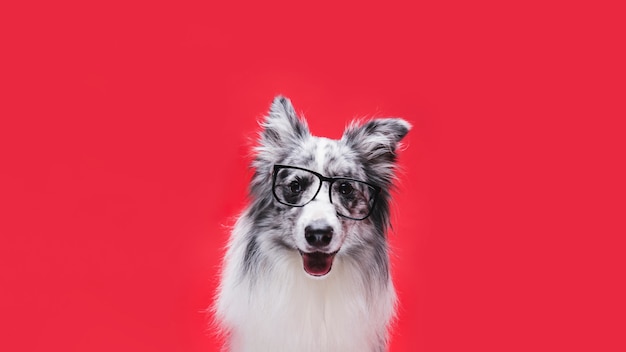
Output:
top-left (248, 96), bottom-right (410, 278)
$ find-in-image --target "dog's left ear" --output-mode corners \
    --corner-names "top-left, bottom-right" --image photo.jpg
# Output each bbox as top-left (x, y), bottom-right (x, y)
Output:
top-left (342, 118), bottom-right (411, 182)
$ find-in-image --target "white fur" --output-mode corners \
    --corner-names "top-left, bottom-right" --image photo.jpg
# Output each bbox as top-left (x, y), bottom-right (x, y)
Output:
top-left (216, 213), bottom-right (396, 352)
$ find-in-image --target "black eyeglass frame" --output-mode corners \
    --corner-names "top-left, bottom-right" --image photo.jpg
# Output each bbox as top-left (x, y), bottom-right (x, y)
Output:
top-left (271, 164), bottom-right (381, 220)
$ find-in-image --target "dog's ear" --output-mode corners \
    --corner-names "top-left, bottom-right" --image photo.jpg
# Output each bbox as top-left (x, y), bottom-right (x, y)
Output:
top-left (253, 96), bottom-right (310, 171)
top-left (260, 96), bottom-right (309, 147)
top-left (342, 118), bottom-right (411, 182)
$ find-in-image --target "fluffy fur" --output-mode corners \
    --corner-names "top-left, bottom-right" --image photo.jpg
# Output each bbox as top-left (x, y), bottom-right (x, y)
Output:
top-left (214, 96), bottom-right (410, 352)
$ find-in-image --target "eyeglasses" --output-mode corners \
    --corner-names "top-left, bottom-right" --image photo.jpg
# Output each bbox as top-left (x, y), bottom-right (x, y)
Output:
top-left (272, 164), bottom-right (381, 220)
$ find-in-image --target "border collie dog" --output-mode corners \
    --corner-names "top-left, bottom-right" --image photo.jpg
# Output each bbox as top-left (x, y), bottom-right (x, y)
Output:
top-left (215, 96), bottom-right (410, 352)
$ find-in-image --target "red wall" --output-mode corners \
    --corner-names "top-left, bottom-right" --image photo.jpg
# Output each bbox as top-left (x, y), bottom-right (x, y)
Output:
top-left (1, 1), bottom-right (624, 351)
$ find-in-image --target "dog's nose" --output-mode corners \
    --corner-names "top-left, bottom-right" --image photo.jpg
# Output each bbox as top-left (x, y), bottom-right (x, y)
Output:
top-left (304, 221), bottom-right (333, 248)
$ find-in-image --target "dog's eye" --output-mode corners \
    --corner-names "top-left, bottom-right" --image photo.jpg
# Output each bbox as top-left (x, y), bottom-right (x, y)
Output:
top-left (289, 181), bottom-right (302, 194)
top-left (338, 182), bottom-right (353, 195)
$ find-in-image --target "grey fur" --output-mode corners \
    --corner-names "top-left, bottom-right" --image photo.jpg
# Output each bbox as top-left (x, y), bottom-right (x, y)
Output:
top-left (241, 96), bottom-right (410, 286)
top-left (216, 96), bottom-right (411, 352)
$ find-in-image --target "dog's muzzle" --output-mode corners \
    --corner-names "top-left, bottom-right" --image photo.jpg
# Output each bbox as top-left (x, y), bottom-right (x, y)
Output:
top-left (299, 220), bottom-right (338, 277)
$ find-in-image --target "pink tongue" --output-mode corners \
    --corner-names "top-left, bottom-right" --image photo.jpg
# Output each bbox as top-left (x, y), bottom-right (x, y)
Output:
top-left (302, 252), bottom-right (335, 276)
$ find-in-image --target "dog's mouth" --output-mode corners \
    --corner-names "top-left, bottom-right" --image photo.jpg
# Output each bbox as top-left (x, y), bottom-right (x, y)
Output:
top-left (299, 250), bottom-right (338, 277)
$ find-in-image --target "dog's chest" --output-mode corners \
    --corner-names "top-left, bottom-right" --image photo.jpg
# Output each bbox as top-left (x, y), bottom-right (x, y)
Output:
top-left (229, 258), bottom-right (389, 352)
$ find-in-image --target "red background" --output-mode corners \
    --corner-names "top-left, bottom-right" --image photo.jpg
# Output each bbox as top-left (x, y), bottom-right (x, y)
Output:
top-left (1, 1), bottom-right (625, 351)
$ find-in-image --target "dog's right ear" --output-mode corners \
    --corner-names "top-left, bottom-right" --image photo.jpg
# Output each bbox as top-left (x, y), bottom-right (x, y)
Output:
top-left (253, 96), bottom-right (310, 172)
top-left (259, 96), bottom-right (309, 148)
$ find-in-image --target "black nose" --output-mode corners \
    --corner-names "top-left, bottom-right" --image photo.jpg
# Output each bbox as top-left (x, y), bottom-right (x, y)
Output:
top-left (304, 221), bottom-right (333, 248)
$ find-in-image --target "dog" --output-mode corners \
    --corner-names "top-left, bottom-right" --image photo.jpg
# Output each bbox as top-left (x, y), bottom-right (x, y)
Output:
top-left (214, 96), bottom-right (410, 352)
